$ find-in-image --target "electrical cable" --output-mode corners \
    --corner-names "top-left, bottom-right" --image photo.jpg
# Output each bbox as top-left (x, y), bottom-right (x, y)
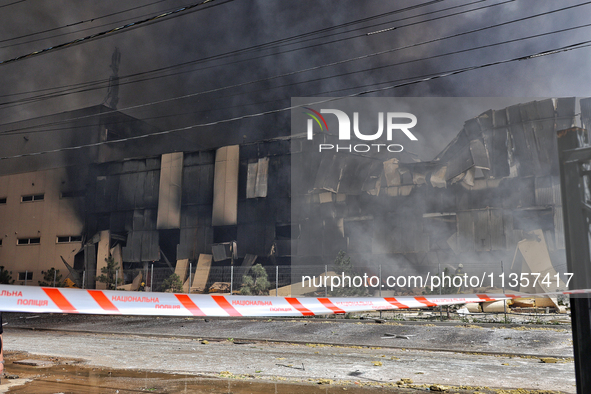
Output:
top-left (0, 0), bottom-right (582, 115)
top-left (0, 0), bottom-right (24, 8)
top-left (0, 0), bottom-right (234, 65)
top-left (0, 0), bottom-right (458, 99)
top-left (1, 38), bottom-right (589, 160)
top-left (0, 0), bottom-right (519, 104)
top-left (0, 0), bottom-right (173, 45)
top-left (1, 2), bottom-right (587, 134)
top-left (0, 0), bottom-right (565, 113)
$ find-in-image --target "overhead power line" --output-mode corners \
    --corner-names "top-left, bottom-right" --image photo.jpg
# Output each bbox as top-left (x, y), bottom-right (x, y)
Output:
top-left (0, 0), bottom-right (234, 66)
top-left (0, 0), bottom-right (172, 45)
top-left (0, 0), bottom-right (543, 111)
top-left (1, 39), bottom-right (590, 161)
top-left (0, 0), bottom-right (583, 134)
top-left (0, 0), bottom-right (25, 9)
top-left (1, 0), bottom-right (584, 113)
top-left (0, 0), bottom-right (455, 101)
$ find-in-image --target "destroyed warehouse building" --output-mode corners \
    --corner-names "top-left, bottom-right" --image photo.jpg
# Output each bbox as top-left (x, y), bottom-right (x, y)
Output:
top-left (291, 97), bottom-right (578, 294)
top-left (0, 98), bottom-right (583, 293)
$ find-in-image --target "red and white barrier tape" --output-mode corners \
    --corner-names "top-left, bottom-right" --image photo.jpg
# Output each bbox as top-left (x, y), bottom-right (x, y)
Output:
top-left (0, 285), bottom-right (588, 317)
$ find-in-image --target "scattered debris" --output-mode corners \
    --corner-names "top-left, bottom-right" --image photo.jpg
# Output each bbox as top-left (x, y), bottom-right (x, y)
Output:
top-left (276, 363), bottom-right (305, 370)
top-left (539, 357), bottom-right (558, 363)
top-left (372, 361), bottom-right (382, 366)
top-left (381, 334), bottom-right (415, 339)
top-left (13, 359), bottom-right (54, 367)
top-left (429, 384), bottom-right (450, 391)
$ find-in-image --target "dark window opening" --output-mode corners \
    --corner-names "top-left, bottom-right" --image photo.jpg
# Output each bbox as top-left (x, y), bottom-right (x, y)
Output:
top-left (213, 226), bottom-right (237, 244)
top-left (96, 213), bottom-right (111, 232)
top-left (21, 194), bottom-right (44, 202)
top-left (0, 197), bottom-right (6, 204)
top-left (159, 229), bottom-right (180, 262)
top-left (17, 238), bottom-right (40, 245)
top-left (18, 271), bottom-right (33, 281)
top-left (60, 190), bottom-right (85, 199)
top-left (57, 236), bottom-right (82, 243)
top-left (513, 209), bottom-right (554, 232)
top-left (275, 224), bottom-right (291, 240)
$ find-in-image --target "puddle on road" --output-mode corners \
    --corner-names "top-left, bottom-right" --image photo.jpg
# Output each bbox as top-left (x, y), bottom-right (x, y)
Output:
top-left (0, 354), bottom-right (407, 394)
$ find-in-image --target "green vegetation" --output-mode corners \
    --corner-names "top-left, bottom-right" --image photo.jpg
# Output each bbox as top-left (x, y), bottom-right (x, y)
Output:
top-left (38, 267), bottom-right (63, 287)
top-left (240, 264), bottom-right (270, 295)
top-left (96, 256), bottom-right (123, 290)
top-left (0, 265), bottom-right (14, 284)
top-left (160, 273), bottom-right (183, 293)
top-left (330, 251), bottom-right (365, 296)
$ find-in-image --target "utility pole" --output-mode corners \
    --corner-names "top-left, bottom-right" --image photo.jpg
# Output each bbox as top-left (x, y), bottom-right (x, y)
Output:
top-left (104, 47), bottom-right (121, 109)
top-left (557, 126), bottom-right (591, 393)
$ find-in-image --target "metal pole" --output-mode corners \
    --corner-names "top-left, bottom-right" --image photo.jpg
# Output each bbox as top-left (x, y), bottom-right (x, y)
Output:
top-left (25, 270), bottom-right (28, 286)
top-left (501, 260), bottom-right (507, 323)
top-left (151, 264), bottom-right (154, 292)
top-left (230, 265), bottom-right (234, 295)
top-left (276, 265), bottom-right (278, 296)
top-left (438, 263), bottom-right (442, 321)
top-left (189, 263), bottom-right (192, 293)
top-left (379, 265), bottom-right (382, 298)
top-left (116, 269), bottom-right (119, 290)
top-left (557, 126), bottom-right (591, 393)
top-left (53, 269), bottom-right (57, 287)
top-left (324, 264), bottom-right (328, 297)
top-left (82, 271), bottom-right (86, 289)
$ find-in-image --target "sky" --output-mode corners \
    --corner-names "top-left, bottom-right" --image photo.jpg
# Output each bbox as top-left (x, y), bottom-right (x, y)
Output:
top-left (0, 0), bottom-right (590, 160)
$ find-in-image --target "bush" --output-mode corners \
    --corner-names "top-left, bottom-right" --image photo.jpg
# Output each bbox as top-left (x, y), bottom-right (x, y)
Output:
top-left (160, 273), bottom-right (183, 293)
top-left (0, 266), bottom-right (14, 284)
top-left (96, 256), bottom-right (123, 290)
top-left (240, 264), bottom-right (270, 295)
top-left (38, 267), bottom-right (63, 287)
top-left (331, 251), bottom-right (366, 297)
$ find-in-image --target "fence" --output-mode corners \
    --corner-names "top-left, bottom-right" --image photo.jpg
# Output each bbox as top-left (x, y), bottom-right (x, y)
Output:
top-left (25, 259), bottom-right (570, 298)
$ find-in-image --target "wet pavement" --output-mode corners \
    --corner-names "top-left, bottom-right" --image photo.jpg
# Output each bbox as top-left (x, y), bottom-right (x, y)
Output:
top-left (0, 356), bottom-right (422, 394)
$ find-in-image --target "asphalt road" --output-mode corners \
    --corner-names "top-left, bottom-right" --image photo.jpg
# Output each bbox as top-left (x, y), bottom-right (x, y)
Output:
top-left (0, 314), bottom-right (577, 393)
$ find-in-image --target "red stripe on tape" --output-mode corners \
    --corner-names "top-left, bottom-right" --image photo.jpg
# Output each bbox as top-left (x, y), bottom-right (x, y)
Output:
top-left (414, 296), bottom-right (438, 307)
top-left (42, 288), bottom-right (78, 313)
top-left (317, 298), bottom-right (346, 314)
top-left (285, 297), bottom-right (314, 316)
top-left (175, 294), bottom-right (206, 316)
top-left (88, 290), bottom-right (120, 313)
top-left (384, 297), bottom-right (409, 309)
top-left (477, 294), bottom-right (495, 302)
top-left (212, 295), bottom-right (242, 317)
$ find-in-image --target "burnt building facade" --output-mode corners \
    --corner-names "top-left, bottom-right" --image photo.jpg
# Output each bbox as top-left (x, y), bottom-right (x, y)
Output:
top-left (0, 98), bottom-right (581, 293)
